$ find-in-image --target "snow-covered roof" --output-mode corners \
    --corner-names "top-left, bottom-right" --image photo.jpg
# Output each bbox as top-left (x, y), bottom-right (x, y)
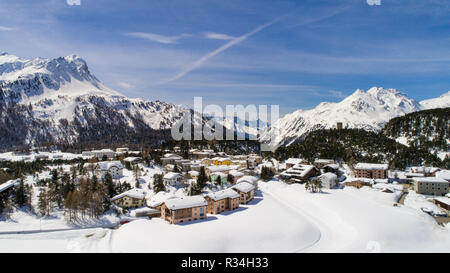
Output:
top-left (354, 163), bottom-right (388, 170)
top-left (147, 191), bottom-right (176, 207)
top-left (237, 176), bottom-right (258, 185)
top-left (285, 158), bottom-right (305, 165)
top-left (188, 170), bottom-right (199, 176)
top-left (163, 172), bottom-right (181, 180)
top-left (232, 182), bottom-right (255, 193)
top-left (319, 172), bottom-right (337, 181)
top-left (281, 164), bottom-right (315, 178)
top-left (206, 188), bottom-right (240, 201)
top-left (413, 177), bottom-right (449, 184)
top-left (436, 170), bottom-right (450, 181)
top-left (372, 183), bottom-right (403, 192)
top-left (97, 161), bottom-right (123, 170)
top-left (314, 159), bottom-right (334, 164)
top-left (164, 196), bottom-right (207, 210)
top-left (111, 188), bottom-right (146, 202)
top-left (0, 179), bottom-right (20, 193)
top-left (206, 165), bottom-right (237, 172)
top-left (124, 157), bottom-right (140, 162)
top-left (434, 197), bottom-right (450, 206)
top-left (229, 170), bottom-right (244, 177)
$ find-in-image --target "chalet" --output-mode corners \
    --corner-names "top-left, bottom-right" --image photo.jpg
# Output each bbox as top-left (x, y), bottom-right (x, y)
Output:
top-left (232, 182), bottom-right (255, 204)
top-left (413, 177), bottom-right (449, 196)
top-left (188, 170), bottom-right (199, 180)
top-left (161, 154), bottom-right (183, 166)
top-left (205, 188), bottom-right (240, 214)
top-left (314, 159), bottom-right (334, 169)
top-left (111, 188), bottom-right (146, 209)
top-left (354, 163), bottom-right (388, 179)
top-left (280, 164), bottom-right (318, 183)
top-left (163, 172), bottom-right (183, 187)
top-left (124, 157), bottom-right (141, 164)
top-left (285, 158), bottom-right (308, 169)
top-left (161, 196), bottom-right (208, 224)
top-left (95, 161), bottom-right (124, 179)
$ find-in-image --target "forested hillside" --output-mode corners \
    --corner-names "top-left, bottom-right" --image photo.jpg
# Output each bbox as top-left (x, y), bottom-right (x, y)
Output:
top-left (383, 107), bottom-right (449, 153)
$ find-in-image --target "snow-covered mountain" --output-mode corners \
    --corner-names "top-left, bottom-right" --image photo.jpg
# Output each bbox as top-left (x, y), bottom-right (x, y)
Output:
top-left (0, 52), bottom-right (192, 149)
top-left (260, 87), bottom-right (426, 147)
top-left (420, 91), bottom-right (450, 110)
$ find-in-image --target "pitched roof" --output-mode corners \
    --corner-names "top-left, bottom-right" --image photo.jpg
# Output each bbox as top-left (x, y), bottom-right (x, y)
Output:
top-left (355, 163), bottom-right (388, 170)
top-left (232, 182), bottom-right (255, 193)
top-left (111, 188), bottom-right (146, 202)
top-left (164, 196), bottom-right (207, 210)
top-left (206, 188), bottom-right (240, 201)
top-left (163, 172), bottom-right (181, 180)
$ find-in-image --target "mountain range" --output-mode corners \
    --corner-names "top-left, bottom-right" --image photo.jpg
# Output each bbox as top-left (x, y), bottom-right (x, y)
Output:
top-left (0, 52), bottom-right (449, 150)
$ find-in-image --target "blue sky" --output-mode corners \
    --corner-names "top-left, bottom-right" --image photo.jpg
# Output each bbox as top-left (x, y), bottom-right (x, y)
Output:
top-left (0, 0), bottom-right (449, 115)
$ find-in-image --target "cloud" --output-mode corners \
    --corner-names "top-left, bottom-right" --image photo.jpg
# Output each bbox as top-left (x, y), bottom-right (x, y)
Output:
top-left (204, 32), bottom-right (235, 40)
top-left (125, 32), bottom-right (191, 44)
top-left (328, 90), bottom-right (346, 98)
top-left (118, 81), bottom-right (134, 89)
top-left (0, 26), bottom-right (16, 31)
top-left (66, 0), bottom-right (81, 6)
top-left (158, 15), bottom-right (286, 85)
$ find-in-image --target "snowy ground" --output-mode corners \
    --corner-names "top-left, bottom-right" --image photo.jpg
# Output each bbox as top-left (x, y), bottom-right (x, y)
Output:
top-left (1, 179), bottom-right (449, 252)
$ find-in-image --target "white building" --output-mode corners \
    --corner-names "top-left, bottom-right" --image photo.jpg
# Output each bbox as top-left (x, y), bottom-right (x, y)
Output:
top-left (317, 172), bottom-right (338, 189)
top-left (92, 149), bottom-right (115, 159)
top-left (85, 161), bottom-right (124, 179)
top-left (163, 172), bottom-right (183, 187)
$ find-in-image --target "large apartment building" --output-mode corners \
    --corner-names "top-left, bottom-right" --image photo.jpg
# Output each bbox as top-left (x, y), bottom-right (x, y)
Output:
top-left (413, 177), bottom-right (449, 196)
top-left (205, 188), bottom-right (240, 214)
top-left (354, 163), bottom-right (388, 179)
top-left (161, 196), bottom-right (208, 224)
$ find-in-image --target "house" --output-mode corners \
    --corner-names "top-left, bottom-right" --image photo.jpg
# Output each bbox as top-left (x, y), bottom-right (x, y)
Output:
top-left (210, 172), bottom-right (228, 185)
top-left (92, 149), bottom-right (115, 159)
top-left (433, 197), bottom-right (450, 211)
top-left (228, 170), bottom-right (245, 184)
top-left (322, 164), bottom-right (339, 174)
top-left (314, 159), bottom-right (334, 169)
top-left (95, 161), bottom-right (124, 179)
top-left (354, 163), bottom-right (388, 179)
top-left (317, 172), bottom-right (338, 189)
top-left (124, 157), bottom-right (141, 164)
top-left (343, 179), bottom-right (372, 189)
top-left (147, 191), bottom-right (176, 210)
top-left (163, 172), bottom-right (183, 187)
top-left (232, 182), bottom-right (255, 204)
top-left (205, 188), bottom-right (240, 214)
top-left (161, 154), bottom-right (183, 166)
top-left (236, 175), bottom-right (259, 186)
top-left (212, 157), bottom-right (231, 166)
top-left (413, 177), bottom-right (449, 196)
top-left (205, 165), bottom-right (238, 176)
top-left (188, 170), bottom-right (199, 180)
top-left (116, 147), bottom-right (129, 153)
top-left (161, 196), bottom-right (208, 224)
top-left (111, 188), bottom-right (146, 209)
top-left (280, 164), bottom-right (318, 183)
top-left (410, 167), bottom-right (441, 177)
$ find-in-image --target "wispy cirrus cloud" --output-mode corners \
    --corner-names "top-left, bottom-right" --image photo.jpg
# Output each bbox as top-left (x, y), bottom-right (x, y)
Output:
top-left (0, 26), bottom-right (17, 31)
top-left (124, 32), bottom-right (192, 44)
top-left (203, 32), bottom-right (235, 40)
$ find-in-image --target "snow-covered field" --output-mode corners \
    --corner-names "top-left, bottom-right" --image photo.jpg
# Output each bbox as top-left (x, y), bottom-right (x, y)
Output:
top-left (1, 180), bottom-right (449, 253)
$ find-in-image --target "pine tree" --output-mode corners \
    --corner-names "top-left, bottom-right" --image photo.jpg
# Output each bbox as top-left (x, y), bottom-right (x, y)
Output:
top-left (153, 174), bottom-right (165, 193)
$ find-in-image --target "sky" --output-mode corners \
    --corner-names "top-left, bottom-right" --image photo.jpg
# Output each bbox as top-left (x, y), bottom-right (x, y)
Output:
top-left (0, 0), bottom-right (450, 115)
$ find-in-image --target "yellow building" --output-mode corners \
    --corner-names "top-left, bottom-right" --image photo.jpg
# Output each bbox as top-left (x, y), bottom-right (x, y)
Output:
top-left (111, 189), bottom-right (146, 209)
top-left (212, 157), bottom-right (231, 166)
